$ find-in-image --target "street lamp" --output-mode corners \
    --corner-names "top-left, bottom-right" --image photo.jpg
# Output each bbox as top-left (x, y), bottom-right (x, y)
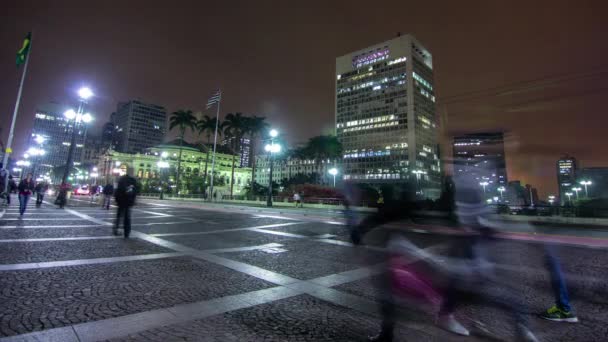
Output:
top-left (565, 192), bottom-right (573, 204)
top-left (157, 158), bottom-right (170, 200)
top-left (497, 186), bottom-right (506, 200)
top-left (412, 169), bottom-right (427, 196)
top-left (572, 187), bottom-right (581, 200)
top-left (579, 180), bottom-right (592, 198)
top-left (265, 129), bottom-right (281, 207)
top-left (328, 167), bottom-right (338, 187)
top-left (61, 86), bottom-right (94, 186)
top-left (479, 181), bottom-right (489, 193)
top-left (548, 195), bottom-right (556, 205)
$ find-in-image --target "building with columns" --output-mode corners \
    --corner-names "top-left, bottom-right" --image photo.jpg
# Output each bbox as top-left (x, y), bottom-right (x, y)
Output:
top-left (98, 142), bottom-right (251, 197)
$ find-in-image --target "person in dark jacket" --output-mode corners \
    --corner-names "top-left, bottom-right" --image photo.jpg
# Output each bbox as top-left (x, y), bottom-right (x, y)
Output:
top-left (102, 183), bottom-right (114, 210)
top-left (34, 181), bottom-right (48, 206)
top-left (6, 175), bottom-right (17, 206)
top-left (113, 172), bottom-right (137, 238)
top-left (18, 173), bottom-right (35, 216)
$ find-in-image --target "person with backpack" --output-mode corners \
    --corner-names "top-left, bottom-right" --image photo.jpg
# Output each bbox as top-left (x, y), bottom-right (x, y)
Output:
top-left (114, 172), bottom-right (137, 238)
top-left (102, 182), bottom-right (114, 210)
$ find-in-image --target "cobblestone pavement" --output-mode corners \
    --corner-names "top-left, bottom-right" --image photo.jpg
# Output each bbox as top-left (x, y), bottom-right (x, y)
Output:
top-left (0, 198), bottom-right (607, 341)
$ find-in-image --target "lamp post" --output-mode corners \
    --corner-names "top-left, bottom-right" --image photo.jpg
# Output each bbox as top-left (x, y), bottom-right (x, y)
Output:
top-left (27, 146), bottom-right (45, 179)
top-left (328, 167), bottom-right (338, 187)
top-left (265, 129), bottom-right (280, 207)
top-left (61, 87), bottom-right (94, 185)
top-left (497, 186), bottom-right (506, 200)
top-left (412, 169), bottom-right (426, 196)
top-left (579, 180), bottom-right (592, 198)
top-left (157, 152), bottom-right (169, 200)
top-left (548, 195), bottom-right (556, 205)
top-left (572, 187), bottom-right (581, 200)
top-left (479, 181), bottom-right (489, 193)
top-left (565, 192), bottom-right (573, 204)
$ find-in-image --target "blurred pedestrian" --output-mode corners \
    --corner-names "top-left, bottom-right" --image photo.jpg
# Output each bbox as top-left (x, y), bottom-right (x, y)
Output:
top-left (0, 163), bottom-right (7, 206)
top-left (34, 181), bottom-right (48, 207)
top-left (102, 182), bottom-right (114, 210)
top-left (6, 175), bottom-right (17, 206)
top-left (89, 183), bottom-right (98, 205)
top-left (114, 171), bottom-right (137, 238)
top-left (56, 182), bottom-right (70, 208)
top-left (17, 173), bottom-right (35, 216)
top-left (539, 246), bottom-right (578, 322)
top-left (293, 192), bottom-right (302, 208)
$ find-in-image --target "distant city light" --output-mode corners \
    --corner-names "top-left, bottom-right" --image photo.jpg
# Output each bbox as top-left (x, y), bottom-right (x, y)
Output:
top-left (269, 129), bottom-right (278, 138)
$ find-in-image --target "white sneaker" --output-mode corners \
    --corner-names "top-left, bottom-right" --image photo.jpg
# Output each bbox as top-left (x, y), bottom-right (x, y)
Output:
top-left (437, 314), bottom-right (470, 336)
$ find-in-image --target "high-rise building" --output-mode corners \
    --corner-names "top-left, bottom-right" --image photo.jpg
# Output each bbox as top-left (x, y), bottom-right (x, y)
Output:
top-left (452, 132), bottom-right (508, 196)
top-left (557, 155), bottom-right (577, 204)
top-left (335, 34), bottom-right (440, 198)
top-left (101, 112), bottom-right (118, 150)
top-left (221, 137), bottom-right (252, 167)
top-left (114, 100), bottom-right (167, 153)
top-left (30, 102), bottom-right (85, 177)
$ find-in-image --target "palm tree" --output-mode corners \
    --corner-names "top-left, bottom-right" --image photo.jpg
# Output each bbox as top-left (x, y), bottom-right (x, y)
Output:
top-left (222, 112), bottom-right (248, 198)
top-left (302, 135), bottom-right (342, 185)
top-left (169, 109), bottom-right (197, 192)
top-left (196, 115), bottom-right (221, 185)
top-left (245, 116), bottom-right (269, 187)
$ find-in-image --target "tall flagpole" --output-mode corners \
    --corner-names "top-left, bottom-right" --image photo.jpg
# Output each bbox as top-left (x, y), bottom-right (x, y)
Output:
top-left (3, 34), bottom-right (33, 192)
top-left (208, 92), bottom-right (221, 201)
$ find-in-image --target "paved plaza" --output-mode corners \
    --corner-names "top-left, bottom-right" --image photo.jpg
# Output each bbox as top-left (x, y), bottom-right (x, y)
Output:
top-left (0, 198), bottom-right (606, 341)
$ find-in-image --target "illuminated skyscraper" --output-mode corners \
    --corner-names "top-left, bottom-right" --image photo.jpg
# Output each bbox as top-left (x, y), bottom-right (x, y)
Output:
top-left (557, 155), bottom-right (577, 204)
top-left (335, 34), bottom-right (440, 198)
top-left (30, 102), bottom-right (85, 178)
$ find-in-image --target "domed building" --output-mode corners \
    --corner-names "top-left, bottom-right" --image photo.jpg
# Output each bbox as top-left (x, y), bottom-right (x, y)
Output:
top-left (97, 139), bottom-right (251, 197)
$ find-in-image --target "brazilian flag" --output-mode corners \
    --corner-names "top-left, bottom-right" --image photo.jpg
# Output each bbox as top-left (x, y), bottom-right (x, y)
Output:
top-left (16, 32), bottom-right (32, 66)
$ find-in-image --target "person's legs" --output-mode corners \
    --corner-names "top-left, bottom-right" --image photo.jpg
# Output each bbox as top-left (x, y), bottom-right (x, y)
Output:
top-left (19, 194), bottom-right (25, 215)
top-left (123, 206), bottom-right (131, 238)
top-left (541, 245), bottom-right (578, 322)
top-left (114, 205), bottom-right (124, 235)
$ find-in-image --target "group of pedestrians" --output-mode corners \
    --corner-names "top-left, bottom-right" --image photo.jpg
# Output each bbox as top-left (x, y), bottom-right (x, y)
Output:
top-left (1, 170), bottom-right (49, 216)
top-left (347, 163), bottom-right (578, 341)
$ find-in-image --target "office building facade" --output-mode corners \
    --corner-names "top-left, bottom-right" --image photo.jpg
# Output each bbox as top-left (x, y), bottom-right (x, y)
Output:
top-left (114, 100), bottom-right (167, 154)
top-left (335, 34), bottom-right (440, 198)
top-left (221, 137), bottom-right (252, 167)
top-left (30, 102), bottom-right (85, 178)
top-left (557, 155), bottom-right (577, 204)
top-left (453, 132), bottom-right (508, 196)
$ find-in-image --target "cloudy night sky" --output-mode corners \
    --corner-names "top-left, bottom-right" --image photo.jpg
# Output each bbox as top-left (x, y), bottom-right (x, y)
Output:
top-left (1, 0), bottom-right (607, 196)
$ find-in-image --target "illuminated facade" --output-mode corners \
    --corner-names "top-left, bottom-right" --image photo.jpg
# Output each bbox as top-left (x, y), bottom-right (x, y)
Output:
top-left (557, 155), bottom-right (577, 205)
top-left (30, 102), bottom-right (85, 178)
top-left (98, 143), bottom-right (251, 196)
top-left (335, 34), bottom-right (440, 198)
top-left (453, 132), bottom-right (507, 196)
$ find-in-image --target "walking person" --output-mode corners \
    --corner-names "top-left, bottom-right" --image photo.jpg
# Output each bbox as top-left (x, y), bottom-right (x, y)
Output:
top-left (34, 181), bottom-right (47, 207)
top-left (539, 245), bottom-right (579, 322)
top-left (0, 163), bottom-right (7, 206)
top-left (56, 182), bottom-right (70, 208)
top-left (102, 182), bottom-right (114, 210)
top-left (293, 192), bottom-right (302, 208)
top-left (113, 171), bottom-right (137, 238)
top-left (6, 175), bottom-right (17, 206)
top-left (17, 173), bottom-right (35, 216)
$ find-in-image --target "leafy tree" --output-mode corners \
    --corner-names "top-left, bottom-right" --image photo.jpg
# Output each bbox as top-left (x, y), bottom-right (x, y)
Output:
top-left (169, 110), bottom-right (197, 192)
top-left (222, 112), bottom-right (248, 198)
top-left (196, 115), bottom-right (221, 184)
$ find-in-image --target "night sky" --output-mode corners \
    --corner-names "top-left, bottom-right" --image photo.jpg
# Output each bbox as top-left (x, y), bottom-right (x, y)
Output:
top-left (1, 0), bottom-right (607, 196)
